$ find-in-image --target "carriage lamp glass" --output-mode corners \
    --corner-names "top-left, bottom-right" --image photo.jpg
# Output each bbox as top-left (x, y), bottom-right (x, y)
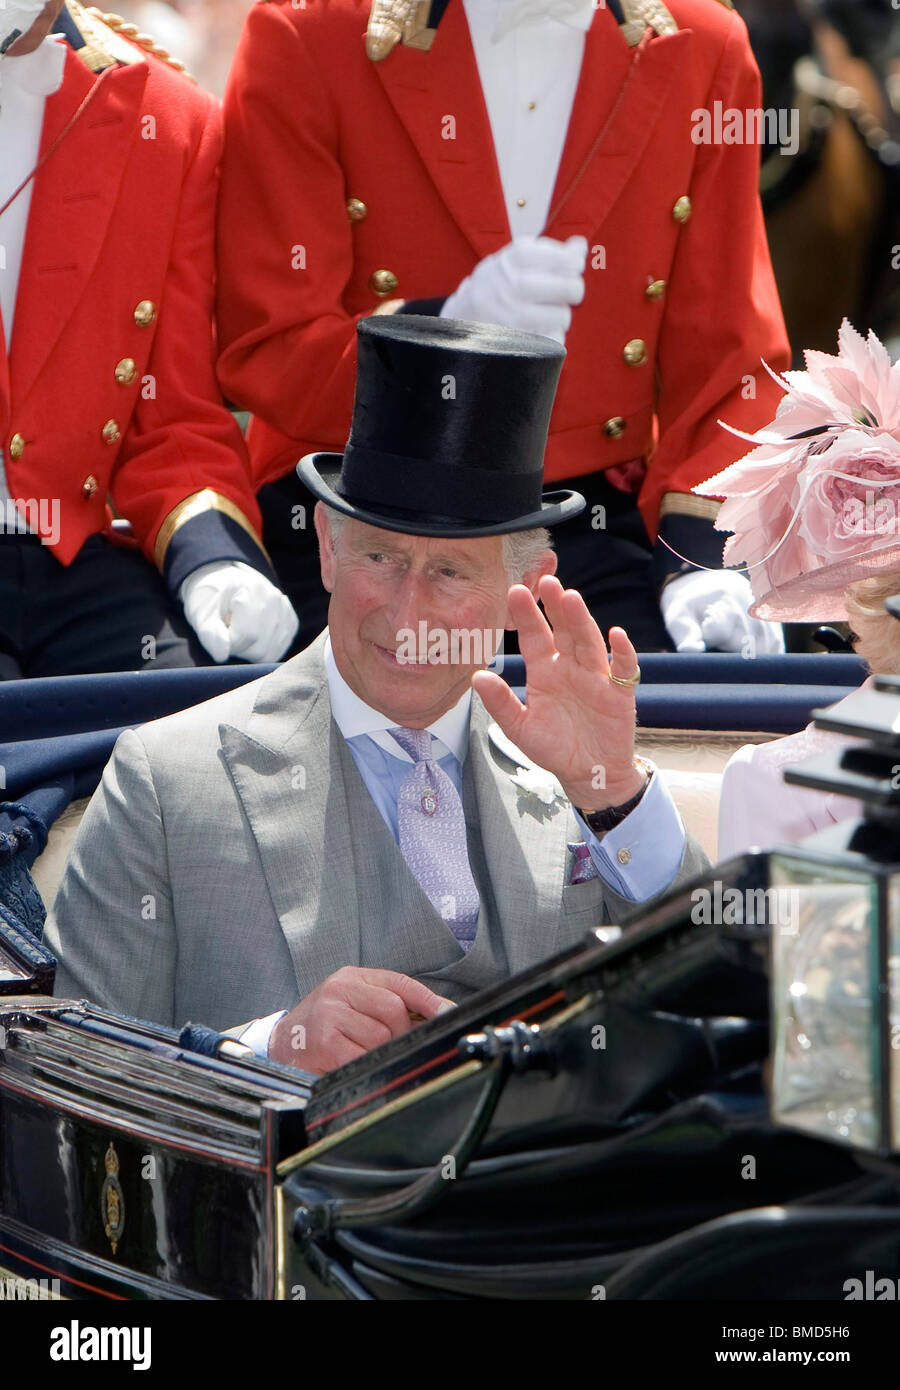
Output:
top-left (770, 853), bottom-right (883, 1152)
top-left (890, 875), bottom-right (900, 1151)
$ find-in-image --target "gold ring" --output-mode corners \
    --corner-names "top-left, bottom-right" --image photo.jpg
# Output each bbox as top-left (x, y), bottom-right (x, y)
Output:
top-left (608, 664), bottom-right (641, 688)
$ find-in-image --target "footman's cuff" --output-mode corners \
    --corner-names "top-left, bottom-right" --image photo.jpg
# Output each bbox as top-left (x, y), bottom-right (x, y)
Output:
top-left (155, 489), bottom-right (276, 594)
top-left (653, 492), bottom-right (727, 591)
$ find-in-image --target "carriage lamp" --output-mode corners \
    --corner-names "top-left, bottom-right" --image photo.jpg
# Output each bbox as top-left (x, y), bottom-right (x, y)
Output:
top-left (768, 675), bottom-right (900, 1155)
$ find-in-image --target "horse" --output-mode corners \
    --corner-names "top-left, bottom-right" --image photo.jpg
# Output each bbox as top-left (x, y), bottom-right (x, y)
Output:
top-left (735, 0), bottom-right (900, 364)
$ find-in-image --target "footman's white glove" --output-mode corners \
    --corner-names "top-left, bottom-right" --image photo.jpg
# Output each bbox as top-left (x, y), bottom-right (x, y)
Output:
top-left (660, 570), bottom-right (785, 655)
top-left (179, 561), bottom-right (299, 663)
top-left (441, 235), bottom-right (588, 345)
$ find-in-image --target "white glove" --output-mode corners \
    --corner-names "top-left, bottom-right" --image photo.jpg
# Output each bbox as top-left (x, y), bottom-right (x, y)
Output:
top-left (660, 570), bottom-right (785, 655)
top-left (441, 235), bottom-right (588, 344)
top-left (179, 561), bottom-right (299, 663)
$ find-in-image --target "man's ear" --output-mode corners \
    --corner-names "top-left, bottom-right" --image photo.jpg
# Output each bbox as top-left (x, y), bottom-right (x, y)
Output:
top-left (504, 548), bottom-right (557, 628)
top-left (522, 548), bottom-right (558, 595)
top-left (314, 503), bottom-right (336, 593)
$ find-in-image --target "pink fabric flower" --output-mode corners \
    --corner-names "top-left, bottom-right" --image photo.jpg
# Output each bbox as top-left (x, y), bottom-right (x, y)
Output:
top-left (694, 320), bottom-right (900, 620)
top-left (797, 435), bottom-right (900, 557)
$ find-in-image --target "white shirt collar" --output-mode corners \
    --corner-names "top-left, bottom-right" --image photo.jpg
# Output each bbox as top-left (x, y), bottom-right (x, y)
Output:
top-left (0, 34), bottom-right (67, 97)
top-left (464, 0), bottom-right (595, 39)
top-left (323, 632), bottom-right (472, 763)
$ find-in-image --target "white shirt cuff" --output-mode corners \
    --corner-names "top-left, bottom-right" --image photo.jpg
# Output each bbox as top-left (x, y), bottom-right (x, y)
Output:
top-left (237, 1010), bottom-right (286, 1059)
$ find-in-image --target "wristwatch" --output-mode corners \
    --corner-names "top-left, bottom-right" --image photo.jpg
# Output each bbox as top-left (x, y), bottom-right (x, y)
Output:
top-left (578, 758), bottom-right (653, 834)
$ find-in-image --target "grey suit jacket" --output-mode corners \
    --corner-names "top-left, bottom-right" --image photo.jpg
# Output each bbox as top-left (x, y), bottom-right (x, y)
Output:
top-left (46, 633), bottom-right (708, 1031)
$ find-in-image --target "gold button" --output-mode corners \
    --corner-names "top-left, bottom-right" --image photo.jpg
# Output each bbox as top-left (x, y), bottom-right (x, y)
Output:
top-left (8, 432), bottom-right (25, 460)
top-left (603, 417), bottom-right (627, 439)
top-left (617, 847), bottom-right (632, 866)
top-left (623, 338), bottom-right (647, 367)
top-left (81, 474), bottom-right (99, 498)
top-left (133, 299), bottom-right (156, 327)
top-left (645, 279), bottom-right (666, 300)
top-left (369, 269), bottom-right (399, 297)
top-left (346, 197), bottom-right (368, 223)
top-left (527, 100), bottom-right (536, 111)
top-left (102, 419), bottom-right (121, 445)
top-left (516, 197), bottom-right (526, 207)
top-left (672, 195), bottom-right (692, 224)
top-left (114, 357), bottom-right (137, 385)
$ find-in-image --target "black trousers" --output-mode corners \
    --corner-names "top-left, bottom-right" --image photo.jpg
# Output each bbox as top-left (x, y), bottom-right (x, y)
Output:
top-left (0, 532), bottom-right (214, 680)
top-left (259, 469), bottom-right (674, 654)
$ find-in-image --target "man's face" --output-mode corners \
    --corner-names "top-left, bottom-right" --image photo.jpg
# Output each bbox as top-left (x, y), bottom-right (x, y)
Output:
top-left (315, 505), bottom-right (553, 727)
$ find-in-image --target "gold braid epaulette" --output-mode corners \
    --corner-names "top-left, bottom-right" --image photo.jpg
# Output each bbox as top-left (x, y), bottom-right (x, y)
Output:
top-left (362, 0), bottom-right (679, 60)
top-left (84, 6), bottom-right (196, 81)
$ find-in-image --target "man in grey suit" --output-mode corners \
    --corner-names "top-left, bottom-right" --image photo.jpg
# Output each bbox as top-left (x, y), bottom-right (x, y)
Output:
top-left (47, 316), bottom-right (707, 1074)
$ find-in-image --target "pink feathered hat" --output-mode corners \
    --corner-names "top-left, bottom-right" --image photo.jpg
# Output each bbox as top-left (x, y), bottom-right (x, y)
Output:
top-left (694, 319), bottom-right (900, 622)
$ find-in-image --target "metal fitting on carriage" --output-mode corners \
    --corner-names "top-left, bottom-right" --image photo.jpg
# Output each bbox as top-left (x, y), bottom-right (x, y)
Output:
top-left (457, 1019), bottom-right (556, 1074)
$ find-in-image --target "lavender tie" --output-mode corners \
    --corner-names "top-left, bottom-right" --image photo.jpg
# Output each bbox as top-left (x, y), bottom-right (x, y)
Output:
top-left (390, 726), bottom-right (480, 951)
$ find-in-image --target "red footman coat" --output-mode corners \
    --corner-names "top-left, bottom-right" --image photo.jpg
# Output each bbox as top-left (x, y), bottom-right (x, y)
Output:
top-left (4, 1), bottom-right (269, 589)
top-left (216, 0), bottom-right (790, 543)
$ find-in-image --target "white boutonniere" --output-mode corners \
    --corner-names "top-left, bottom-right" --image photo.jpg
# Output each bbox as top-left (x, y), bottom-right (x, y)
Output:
top-left (487, 723), bottom-right (567, 806)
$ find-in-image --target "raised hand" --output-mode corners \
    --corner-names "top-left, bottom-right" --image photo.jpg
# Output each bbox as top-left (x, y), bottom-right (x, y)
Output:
top-left (471, 575), bottom-right (645, 811)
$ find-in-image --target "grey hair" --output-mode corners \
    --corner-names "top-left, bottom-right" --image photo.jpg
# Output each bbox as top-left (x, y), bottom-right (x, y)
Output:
top-left (844, 574), bottom-right (900, 676)
top-left (501, 527), bottom-right (553, 582)
top-left (321, 504), bottom-right (551, 583)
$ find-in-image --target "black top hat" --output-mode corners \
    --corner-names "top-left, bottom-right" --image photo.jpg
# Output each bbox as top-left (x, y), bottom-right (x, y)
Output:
top-left (297, 316), bottom-right (585, 537)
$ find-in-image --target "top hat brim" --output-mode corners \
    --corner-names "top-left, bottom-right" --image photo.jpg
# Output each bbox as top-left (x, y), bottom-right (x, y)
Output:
top-left (297, 453), bottom-right (586, 538)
